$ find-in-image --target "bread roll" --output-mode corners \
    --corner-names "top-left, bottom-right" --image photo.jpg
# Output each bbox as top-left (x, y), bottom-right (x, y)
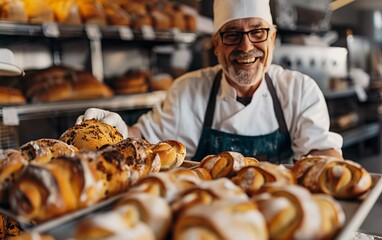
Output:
top-left (71, 71), bottom-right (114, 100)
top-left (150, 9), bottom-right (171, 30)
top-left (102, 3), bottom-right (131, 26)
top-left (75, 0), bottom-right (107, 25)
top-left (149, 73), bottom-right (173, 91)
top-left (59, 119), bottom-right (124, 151)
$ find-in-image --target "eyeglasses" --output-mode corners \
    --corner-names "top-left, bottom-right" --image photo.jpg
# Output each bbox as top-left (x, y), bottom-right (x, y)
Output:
top-left (219, 28), bottom-right (270, 46)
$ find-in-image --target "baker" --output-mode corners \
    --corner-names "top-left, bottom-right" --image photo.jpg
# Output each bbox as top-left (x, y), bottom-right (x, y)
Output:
top-left (76, 0), bottom-right (343, 163)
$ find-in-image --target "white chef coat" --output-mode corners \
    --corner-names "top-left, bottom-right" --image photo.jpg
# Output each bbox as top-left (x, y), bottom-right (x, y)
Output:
top-left (134, 64), bottom-right (343, 160)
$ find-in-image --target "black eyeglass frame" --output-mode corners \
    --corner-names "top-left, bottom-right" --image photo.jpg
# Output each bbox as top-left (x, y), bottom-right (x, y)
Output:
top-left (219, 28), bottom-right (271, 46)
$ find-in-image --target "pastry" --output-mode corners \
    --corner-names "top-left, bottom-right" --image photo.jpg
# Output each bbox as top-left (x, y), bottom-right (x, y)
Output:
top-left (59, 119), bottom-right (124, 151)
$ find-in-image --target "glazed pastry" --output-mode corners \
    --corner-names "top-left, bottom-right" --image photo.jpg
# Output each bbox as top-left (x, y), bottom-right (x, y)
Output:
top-left (191, 167), bottom-right (212, 181)
top-left (59, 119), bottom-right (124, 151)
top-left (129, 169), bottom-right (202, 203)
top-left (0, 149), bottom-right (27, 203)
top-left (113, 193), bottom-right (172, 240)
top-left (74, 209), bottom-right (155, 240)
top-left (312, 194), bottom-right (346, 239)
top-left (149, 139), bottom-right (186, 171)
top-left (9, 155), bottom-right (105, 221)
top-left (292, 155), bottom-right (372, 199)
top-left (199, 151), bottom-right (249, 179)
top-left (173, 199), bottom-right (268, 240)
top-left (252, 185), bottom-right (324, 240)
top-left (19, 138), bottom-right (78, 164)
top-left (231, 162), bottom-right (296, 196)
top-left (171, 178), bottom-right (249, 218)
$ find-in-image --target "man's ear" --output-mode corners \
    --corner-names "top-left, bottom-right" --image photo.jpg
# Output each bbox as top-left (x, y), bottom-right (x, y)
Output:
top-left (211, 34), bottom-right (219, 56)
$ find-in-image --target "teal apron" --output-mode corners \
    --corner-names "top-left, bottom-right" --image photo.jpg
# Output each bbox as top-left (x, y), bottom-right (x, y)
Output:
top-left (192, 70), bottom-right (293, 164)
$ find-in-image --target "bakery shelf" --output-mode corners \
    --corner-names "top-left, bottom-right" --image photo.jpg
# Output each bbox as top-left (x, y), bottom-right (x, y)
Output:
top-left (0, 91), bottom-right (167, 121)
top-left (0, 21), bottom-right (198, 43)
top-left (340, 122), bottom-right (380, 147)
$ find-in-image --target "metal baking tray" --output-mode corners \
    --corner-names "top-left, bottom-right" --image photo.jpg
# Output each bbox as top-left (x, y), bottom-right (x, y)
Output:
top-left (2, 161), bottom-right (382, 239)
top-left (0, 193), bottom-right (124, 233)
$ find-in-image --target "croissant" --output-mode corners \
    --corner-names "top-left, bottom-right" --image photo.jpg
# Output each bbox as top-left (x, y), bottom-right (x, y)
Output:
top-left (292, 155), bottom-right (372, 199)
top-left (231, 162), bottom-right (296, 196)
top-left (9, 155), bottom-right (105, 221)
top-left (200, 151), bottom-right (254, 179)
top-left (19, 138), bottom-right (78, 164)
top-left (171, 178), bottom-right (249, 218)
top-left (173, 199), bottom-right (268, 240)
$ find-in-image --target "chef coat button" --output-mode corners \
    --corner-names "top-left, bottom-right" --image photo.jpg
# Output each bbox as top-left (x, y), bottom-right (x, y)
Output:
top-left (262, 93), bottom-right (267, 97)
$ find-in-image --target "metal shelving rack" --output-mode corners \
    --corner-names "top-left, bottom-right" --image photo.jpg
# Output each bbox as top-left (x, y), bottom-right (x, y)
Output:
top-left (0, 21), bottom-right (198, 148)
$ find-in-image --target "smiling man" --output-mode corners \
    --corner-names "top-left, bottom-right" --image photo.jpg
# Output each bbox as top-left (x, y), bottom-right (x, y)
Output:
top-left (77, 0), bottom-right (343, 163)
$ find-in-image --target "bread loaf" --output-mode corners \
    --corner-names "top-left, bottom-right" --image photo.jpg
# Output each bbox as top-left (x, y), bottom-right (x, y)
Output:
top-left (149, 139), bottom-right (186, 170)
top-left (292, 155), bottom-right (372, 199)
top-left (0, 86), bottom-right (26, 105)
top-left (75, 0), bottom-right (107, 25)
top-left (0, 0), bottom-right (27, 22)
top-left (59, 119), bottom-right (124, 151)
top-left (22, 0), bottom-right (54, 23)
top-left (102, 2), bottom-right (131, 26)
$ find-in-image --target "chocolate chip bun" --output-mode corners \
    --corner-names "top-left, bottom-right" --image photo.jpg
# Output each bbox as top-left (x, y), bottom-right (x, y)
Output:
top-left (59, 119), bottom-right (124, 150)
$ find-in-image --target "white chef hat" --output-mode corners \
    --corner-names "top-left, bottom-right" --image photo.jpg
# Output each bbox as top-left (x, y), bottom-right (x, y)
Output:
top-left (0, 48), bottom-right (24, 76)
top-left (213, 0), bottom-right (273, 33)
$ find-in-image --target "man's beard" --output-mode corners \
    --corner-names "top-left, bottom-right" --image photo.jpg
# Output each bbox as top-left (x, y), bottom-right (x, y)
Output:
top-left (225, 49), bottom-right (264, 87)
top-left (227, 66), bottom-right (257, 86)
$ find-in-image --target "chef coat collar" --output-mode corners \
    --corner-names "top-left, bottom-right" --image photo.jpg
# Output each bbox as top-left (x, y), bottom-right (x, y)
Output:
top-left (219, 72), bottom-right (268, 101)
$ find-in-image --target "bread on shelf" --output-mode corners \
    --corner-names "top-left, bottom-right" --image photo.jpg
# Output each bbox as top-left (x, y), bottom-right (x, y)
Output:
top-left (0, 86), bottom-right (26, 105)
top-left (0, 0), bottom-right (28, 23)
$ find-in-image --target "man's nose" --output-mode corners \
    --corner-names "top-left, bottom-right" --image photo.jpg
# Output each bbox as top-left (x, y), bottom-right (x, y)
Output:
top-left (238, 33), bottom-right (254, 51)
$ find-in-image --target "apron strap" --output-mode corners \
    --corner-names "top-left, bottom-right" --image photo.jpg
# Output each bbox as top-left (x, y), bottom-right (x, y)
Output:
top-left (265, 73), bottom-right (288, 133)
top-left (202, 69), bottom-right (223, 129)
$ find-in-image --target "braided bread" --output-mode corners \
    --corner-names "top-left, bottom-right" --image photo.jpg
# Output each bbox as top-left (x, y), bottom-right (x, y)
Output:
top-left (102, 138), bottom-right (161, 179)
top-left (129, 168), bottom-right (202, 203)
top-left (231, 162), bottom-right (296, 196)
top-left (252, 184), bottom-right (345, 240)
top-left (171, 178), bottom-right (248, 218)
top-left (0, 149), bottom-right (27, 203)
top-left (173, 199), bottom-right (268, 240)
top-left (0, 213), bottom-right (22, 239)
top-left (292, 155), bottom-right (372, 199)
top-left (200, 151), bottom-right (258, 179)
top-left (9, 155), bottom-right (106, 221)
top-left (19, 138), bottom-right (78, 164)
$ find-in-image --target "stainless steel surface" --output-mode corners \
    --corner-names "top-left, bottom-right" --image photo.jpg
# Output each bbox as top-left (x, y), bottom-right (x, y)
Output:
top-left (272, 44), bottom-right (348, 91)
